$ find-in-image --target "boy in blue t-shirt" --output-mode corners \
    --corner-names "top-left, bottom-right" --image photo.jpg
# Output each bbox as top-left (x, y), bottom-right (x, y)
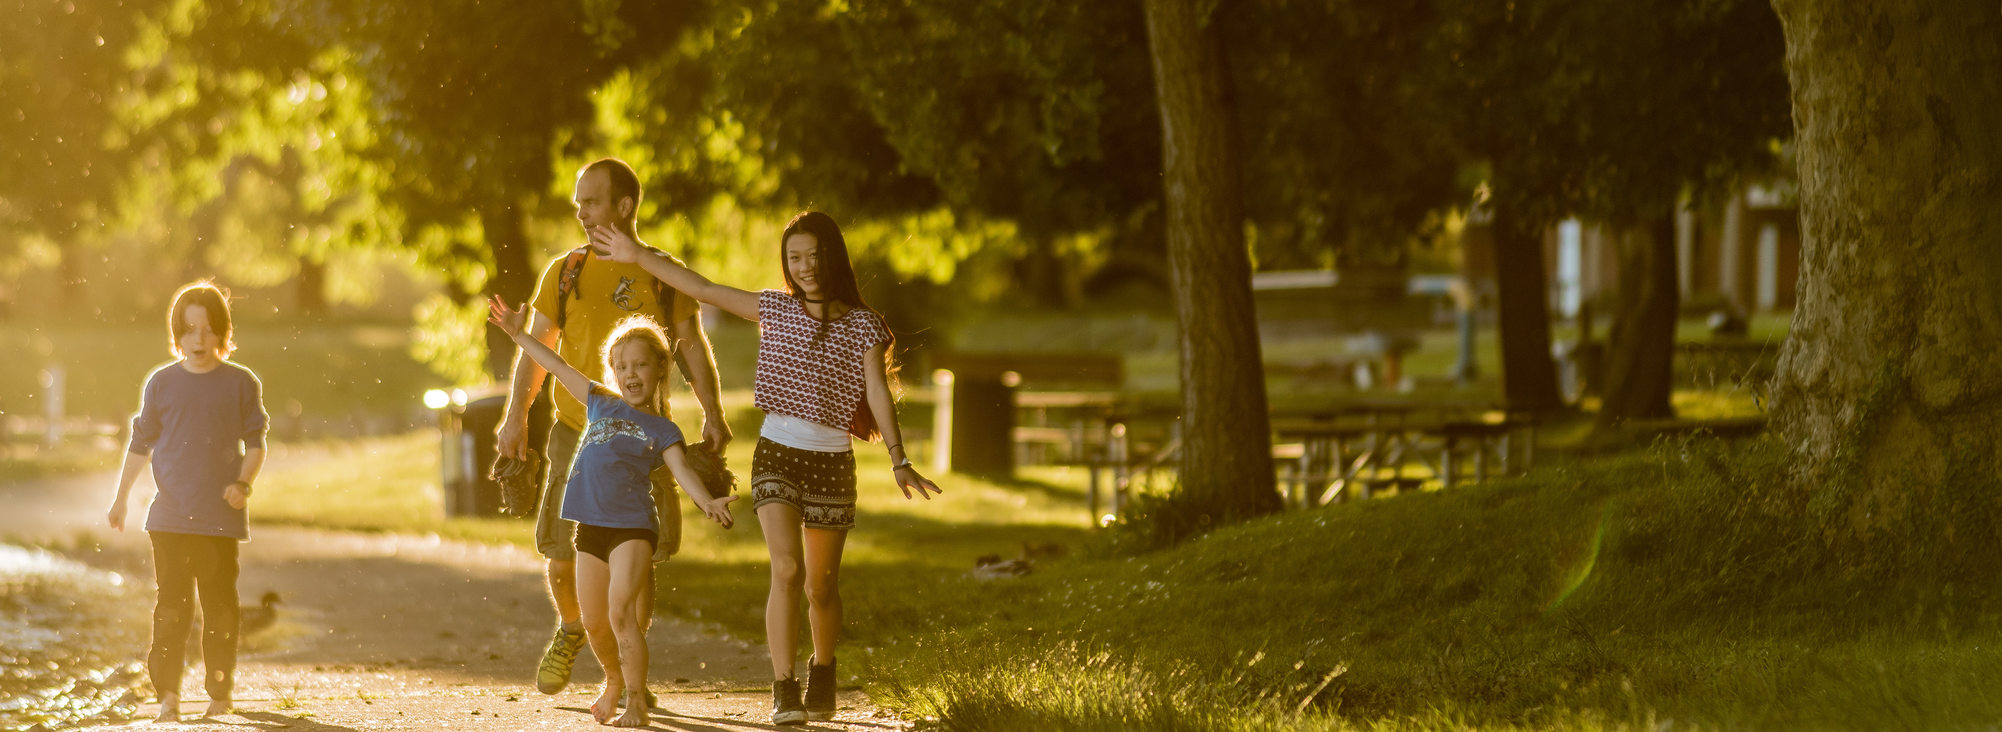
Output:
top-left (106, 281), bottom-right (268, 723)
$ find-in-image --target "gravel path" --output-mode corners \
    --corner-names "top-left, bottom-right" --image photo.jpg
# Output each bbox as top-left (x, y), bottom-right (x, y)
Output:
top-left (5, 471), bottom-right (909, 731)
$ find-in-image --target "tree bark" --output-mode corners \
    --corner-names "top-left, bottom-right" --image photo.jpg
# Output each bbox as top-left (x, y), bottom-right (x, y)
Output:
top-left (1143, 0), bottom-right (1280, 523)
top-left (481, 202), bottom-right (537, 381)
top-left (1489, 206), bottom-right (1565, 412)
top-left (1596, 210), bottom-right (1679, 428)
top-left (1769, 0), bottom-right (2002, 536)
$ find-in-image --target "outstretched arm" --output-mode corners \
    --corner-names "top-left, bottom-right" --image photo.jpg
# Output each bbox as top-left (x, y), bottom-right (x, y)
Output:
top-left (663, 443), bottom-right (737, 528)
top-left (488, 296), bottom-right (592, 403)
top-left (589, 226), bottom-right (761, 321)
top-left (497, 311), bottom-right (559, 460)
top-left (862, 342), bottom-right (941, 500)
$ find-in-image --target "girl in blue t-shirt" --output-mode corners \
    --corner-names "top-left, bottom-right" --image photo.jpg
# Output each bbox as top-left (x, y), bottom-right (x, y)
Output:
top-left (489, 300), bottom-right (736, 727)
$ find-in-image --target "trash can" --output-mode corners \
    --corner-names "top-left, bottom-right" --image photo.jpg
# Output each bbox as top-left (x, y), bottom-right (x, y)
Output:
top-left (947, 374), bottom-right (1016, 477)
top-left (433, 384), bottom-right (552, 517)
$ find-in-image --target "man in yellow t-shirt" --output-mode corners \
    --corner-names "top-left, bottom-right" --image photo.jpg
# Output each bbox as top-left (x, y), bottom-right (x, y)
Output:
top-left (495, 157), bottom-right (731, 696)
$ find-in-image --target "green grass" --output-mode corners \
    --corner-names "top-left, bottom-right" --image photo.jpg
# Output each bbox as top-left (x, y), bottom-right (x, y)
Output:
top-left (0, 442), bottom-right (122, 482)
top-left (250, 432), bottom-right (531, 546)
top-left (0, 322), bottom-right (449, 424)
top-left (825, 436), bottom-right (2002, 730)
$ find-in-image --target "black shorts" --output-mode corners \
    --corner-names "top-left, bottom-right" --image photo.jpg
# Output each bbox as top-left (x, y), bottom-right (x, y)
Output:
top-left (574, 523), bottom-right (657, 563)
top-left (751, 437), bottom-right (858, 531)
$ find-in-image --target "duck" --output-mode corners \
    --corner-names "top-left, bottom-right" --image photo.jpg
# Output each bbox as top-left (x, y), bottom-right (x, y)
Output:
top-left (239, 591), bottom-right (282, 636)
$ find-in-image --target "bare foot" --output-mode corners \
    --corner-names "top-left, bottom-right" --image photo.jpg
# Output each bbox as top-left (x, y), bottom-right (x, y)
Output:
top-left (613, 689), bottom-right (650, 727)
top-left (153, 693), bottom-right (178, 723)
top-left (591, 683), bottom-right (620, 724)
top-left (204, 696), bottom-right (231, 717)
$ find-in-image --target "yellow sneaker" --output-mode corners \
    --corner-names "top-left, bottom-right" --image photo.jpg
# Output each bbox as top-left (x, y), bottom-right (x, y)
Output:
top-left (536, 624), bottom-right (587, 694)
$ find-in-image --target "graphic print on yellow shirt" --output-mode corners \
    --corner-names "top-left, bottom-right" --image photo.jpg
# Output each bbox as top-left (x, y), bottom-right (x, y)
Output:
top-left (530, 249), bottom-right (700, 429)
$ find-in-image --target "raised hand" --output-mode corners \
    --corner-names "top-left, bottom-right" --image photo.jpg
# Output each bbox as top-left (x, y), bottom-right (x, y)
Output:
top-left (894, 465), bottom-right (943, 501)
top-left (486, 295), bottom-right (527, 339)
top-left (699, 494), bottom-right (738, 529)
top-left (587, 224), bottom-right (643, 264)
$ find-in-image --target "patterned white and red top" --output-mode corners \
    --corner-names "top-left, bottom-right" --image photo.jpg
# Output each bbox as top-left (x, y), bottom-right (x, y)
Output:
top-left (754, 289), bottom-right (893, 433)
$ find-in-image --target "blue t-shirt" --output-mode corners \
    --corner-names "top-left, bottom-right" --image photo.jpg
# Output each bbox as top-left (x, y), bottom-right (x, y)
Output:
top-left (127, 360), bottom-right (269, 540)
top-left (561, 386), bottom-right (685, 530)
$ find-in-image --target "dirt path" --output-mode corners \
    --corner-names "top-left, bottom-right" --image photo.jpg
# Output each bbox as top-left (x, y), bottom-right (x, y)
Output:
top-left (4, 473), bottom-right (909, 731)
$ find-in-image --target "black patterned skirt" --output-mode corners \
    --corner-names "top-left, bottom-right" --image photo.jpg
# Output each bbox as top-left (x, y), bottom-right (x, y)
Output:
top-left (750, 437), bottom-right (858, 530)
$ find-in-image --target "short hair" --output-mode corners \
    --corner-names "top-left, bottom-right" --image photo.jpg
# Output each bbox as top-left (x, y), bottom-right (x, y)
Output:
top-left (582, 157), bottom-right (642, 226)
top-left (168, 281), bottom-right (235, 358)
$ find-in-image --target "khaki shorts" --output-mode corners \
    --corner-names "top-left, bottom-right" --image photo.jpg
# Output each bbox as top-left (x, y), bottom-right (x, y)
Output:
top-left (535, 421), bottom-right (682, 562)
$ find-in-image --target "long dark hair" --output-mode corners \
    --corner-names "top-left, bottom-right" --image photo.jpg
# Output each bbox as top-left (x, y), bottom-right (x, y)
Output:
top-left (780, 210), bottom-right (898, 441)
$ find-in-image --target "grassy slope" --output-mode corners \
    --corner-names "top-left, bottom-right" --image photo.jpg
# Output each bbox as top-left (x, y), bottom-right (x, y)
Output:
top-left (853, 439), bottom-right (2002, 731)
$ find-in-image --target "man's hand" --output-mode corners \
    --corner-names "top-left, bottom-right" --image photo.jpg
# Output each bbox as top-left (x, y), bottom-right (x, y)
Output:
top-left (701, 416), bottom-right (733, 451)
top-left (106, 500), bottom-right (127, 531)
top-left (495, 418), bottom-right (530, 461)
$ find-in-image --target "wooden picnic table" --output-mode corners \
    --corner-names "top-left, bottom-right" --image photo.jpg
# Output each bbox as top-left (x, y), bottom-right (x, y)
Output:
top-left (1271, 400), bottom-right (1536, 506)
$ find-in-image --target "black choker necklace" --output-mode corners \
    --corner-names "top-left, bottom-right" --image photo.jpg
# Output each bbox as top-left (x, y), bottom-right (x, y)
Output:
top-left (798, 295), bottom-right (833, 303)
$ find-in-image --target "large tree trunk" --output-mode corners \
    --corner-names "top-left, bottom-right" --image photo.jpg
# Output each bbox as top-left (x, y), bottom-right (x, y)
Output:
top-left (1489, 206), bottom-right (1564, 412)
top-left (482, 203), bottom-right (537, 381)
top-left (1769, 0), bottom-right (2002, 536)
top-left (1596, 210), bottom-right (1680, 428)
top-left (1143, 0), bottom-right (1280, 523)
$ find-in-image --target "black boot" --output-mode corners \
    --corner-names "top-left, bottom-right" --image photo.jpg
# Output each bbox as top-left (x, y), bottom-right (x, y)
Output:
top-left (771, 676), bottom-right (806, 725)
top-left (805, 658), bottom-right (837, 721)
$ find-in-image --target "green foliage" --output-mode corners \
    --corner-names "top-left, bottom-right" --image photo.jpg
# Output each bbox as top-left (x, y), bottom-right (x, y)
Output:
top-left (0, 0), bottom-right (165, 246)
top-left (1436, 0), bottom-right (1792, 224)
top-left (1228, 0), bottom-right (1465, 268)
top-left (409, 293), bottom-right (490, 387)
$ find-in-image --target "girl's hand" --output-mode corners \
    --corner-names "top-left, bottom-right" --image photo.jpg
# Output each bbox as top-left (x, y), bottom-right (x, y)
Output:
top-left (106, 500), bottom-right (127, 531)
top-left (486, 296), bottom-right (527, 338)
top-left (223, 481), bottom-right (249, 510)
top-left (894, 464), bottom-right (942, 500)
top-left (587, 225), bottom-right (643, 264)
top-left (699, 494), bottom-right (738, 529)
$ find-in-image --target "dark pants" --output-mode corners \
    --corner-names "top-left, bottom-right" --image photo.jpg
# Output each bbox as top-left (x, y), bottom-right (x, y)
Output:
top-left (147, 531), bottom-right (239, 700)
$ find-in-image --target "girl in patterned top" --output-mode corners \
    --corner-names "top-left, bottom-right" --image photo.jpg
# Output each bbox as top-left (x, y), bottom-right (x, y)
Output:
top-left (590, 210), bottom-right (941, 725)
top-left (488, 302), bottom-right (738, 727)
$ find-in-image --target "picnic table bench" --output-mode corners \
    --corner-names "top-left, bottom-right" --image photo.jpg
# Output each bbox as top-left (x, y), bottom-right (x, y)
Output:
top-left (1272, 400), bottom-right (1536, 507)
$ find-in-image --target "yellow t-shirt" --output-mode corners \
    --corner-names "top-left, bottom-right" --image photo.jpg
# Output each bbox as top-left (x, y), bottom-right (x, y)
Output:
top-left (530, 247), bottom-right (700, 430)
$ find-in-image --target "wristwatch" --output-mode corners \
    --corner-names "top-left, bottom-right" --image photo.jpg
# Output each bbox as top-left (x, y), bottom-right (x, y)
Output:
top-left (892, 459), bottom-right (914, 471)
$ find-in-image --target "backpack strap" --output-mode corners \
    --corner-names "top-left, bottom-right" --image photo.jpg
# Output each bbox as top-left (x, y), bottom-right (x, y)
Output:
top-left (553, 244), bottom-right (681, 343)
top-left (553, 246), bottom-right (590, 329)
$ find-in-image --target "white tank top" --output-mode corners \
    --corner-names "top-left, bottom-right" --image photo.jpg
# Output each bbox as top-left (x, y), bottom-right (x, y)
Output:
top-left (760, 413), bottom-right (852, 453)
